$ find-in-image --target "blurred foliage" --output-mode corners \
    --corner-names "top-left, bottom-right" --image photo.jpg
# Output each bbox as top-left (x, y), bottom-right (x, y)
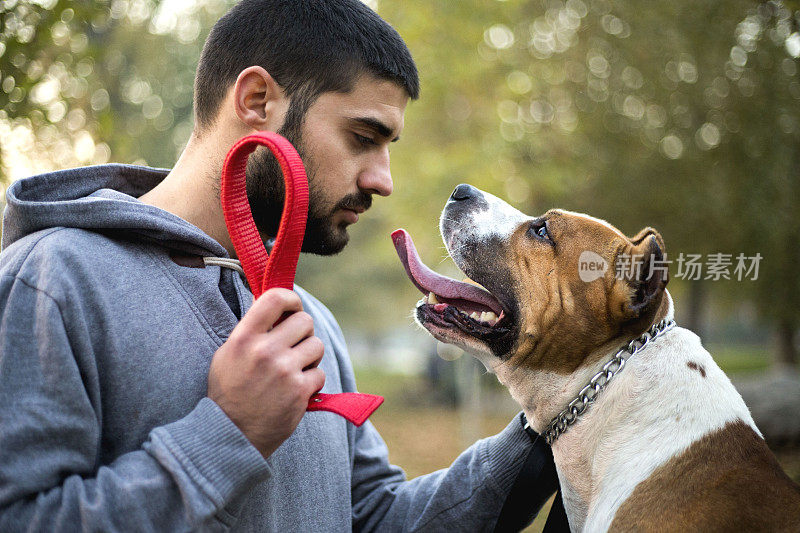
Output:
top-left (0, 0), bottom-right (227, 178)
top-left (1, 0), bottom-right (799, 360)
top-left (471, 0), bottom-right (800, 345)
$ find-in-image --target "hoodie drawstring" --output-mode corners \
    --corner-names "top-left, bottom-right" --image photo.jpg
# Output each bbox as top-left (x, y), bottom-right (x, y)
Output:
top-left (202, 257), bottom-right (245, 278)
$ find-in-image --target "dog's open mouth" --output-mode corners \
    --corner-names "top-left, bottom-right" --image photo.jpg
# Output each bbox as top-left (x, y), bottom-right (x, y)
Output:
top-left (392, 229), bottom-right (512, 341)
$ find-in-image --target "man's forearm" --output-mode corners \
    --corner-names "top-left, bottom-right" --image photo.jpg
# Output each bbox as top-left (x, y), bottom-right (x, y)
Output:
top-left (351, 414), bottom-right (539, 532)
top-left (0, 399), bottom-right (269, 532)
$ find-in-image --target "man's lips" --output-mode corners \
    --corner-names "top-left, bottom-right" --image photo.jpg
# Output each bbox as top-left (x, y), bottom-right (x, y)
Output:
top-left (341, 207), bottom-right (364, 223)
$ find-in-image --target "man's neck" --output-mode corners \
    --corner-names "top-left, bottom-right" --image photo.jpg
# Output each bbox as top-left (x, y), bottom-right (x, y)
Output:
top-left (138, 127), bottom-right (248, 257)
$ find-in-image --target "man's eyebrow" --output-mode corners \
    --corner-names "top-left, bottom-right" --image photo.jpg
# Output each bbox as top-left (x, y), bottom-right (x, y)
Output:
top-left (349, 116), bottom-right (401, 142)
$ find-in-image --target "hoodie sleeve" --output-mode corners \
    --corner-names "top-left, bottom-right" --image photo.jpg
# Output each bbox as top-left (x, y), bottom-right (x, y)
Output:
top-left (350, 413), bottom-right (558, 532)
top-left (0, 274), bottom-right (271, 532)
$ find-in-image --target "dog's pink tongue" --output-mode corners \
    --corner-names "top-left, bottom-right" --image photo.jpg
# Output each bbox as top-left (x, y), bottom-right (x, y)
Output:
top-left (391, 229), bottom-right (503, 315)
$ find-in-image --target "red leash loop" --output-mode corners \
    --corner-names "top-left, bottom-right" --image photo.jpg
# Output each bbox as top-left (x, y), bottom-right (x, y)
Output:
top-left (220, 132), bottom-right (307, 297)
top-left (220, 131), bottom-right (383, 426)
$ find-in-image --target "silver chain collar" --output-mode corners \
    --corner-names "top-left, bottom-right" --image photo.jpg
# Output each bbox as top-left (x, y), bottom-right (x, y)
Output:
top-left (539, 318), bottom-right (676, 445)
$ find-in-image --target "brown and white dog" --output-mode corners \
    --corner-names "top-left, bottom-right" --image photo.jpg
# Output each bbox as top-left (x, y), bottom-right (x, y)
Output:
top-left (392, 184), bottom-right (800, 532)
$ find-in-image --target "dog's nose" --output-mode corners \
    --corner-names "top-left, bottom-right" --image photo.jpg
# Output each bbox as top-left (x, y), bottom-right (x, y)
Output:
top-left (450, 184), bottom-right (479, 201)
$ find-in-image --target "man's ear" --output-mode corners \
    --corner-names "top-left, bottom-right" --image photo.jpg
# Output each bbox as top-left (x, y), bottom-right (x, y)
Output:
top-left (616, 229), bottom-right (669, 319)
top-left (232, 66), bottom-right (288, 131)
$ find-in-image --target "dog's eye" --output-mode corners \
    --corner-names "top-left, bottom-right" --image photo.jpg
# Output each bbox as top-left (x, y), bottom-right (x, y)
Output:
top-left (528, 220), bottom-right (552, 243)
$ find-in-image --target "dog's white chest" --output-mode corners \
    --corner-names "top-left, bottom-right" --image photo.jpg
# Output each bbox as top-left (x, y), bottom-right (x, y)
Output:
top-left (550, 327), bottom-right (758, 532)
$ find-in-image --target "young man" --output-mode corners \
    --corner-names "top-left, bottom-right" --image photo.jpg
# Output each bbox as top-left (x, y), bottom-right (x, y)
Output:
top-left (0, 1), bottom-right (562, 530)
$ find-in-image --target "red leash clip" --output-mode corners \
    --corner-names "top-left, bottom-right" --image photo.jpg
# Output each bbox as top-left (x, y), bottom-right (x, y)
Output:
top-left (220, 131), bottom-right (383, 426)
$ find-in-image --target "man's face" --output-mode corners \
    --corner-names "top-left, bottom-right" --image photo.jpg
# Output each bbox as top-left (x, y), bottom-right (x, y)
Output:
top-left (246, 74), bottom-right (409, 255)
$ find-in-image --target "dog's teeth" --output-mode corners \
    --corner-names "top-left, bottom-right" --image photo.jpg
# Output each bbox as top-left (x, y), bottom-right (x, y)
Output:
top-left (428, 292), bottom-right (439, 304)
top-left (469, 311), bottom-right (480, 320)
top-left (462, 277), bottom-right (489, 291)
top-left (482, 311), bottom-right (497, 324)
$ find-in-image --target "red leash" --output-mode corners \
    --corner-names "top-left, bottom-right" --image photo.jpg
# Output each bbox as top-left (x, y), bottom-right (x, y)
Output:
top-left (220, 131), bottom-right (383, 426)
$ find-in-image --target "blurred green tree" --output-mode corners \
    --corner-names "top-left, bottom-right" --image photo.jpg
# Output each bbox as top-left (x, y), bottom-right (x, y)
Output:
top-left (2, 0), bottom-right (797, 367)
top-left (0, 0), bottom-right (229, 184)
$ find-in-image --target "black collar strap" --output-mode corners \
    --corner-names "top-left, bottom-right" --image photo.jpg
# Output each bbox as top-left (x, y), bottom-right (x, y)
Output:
top-left (520, 412), bottom-right (539, 442)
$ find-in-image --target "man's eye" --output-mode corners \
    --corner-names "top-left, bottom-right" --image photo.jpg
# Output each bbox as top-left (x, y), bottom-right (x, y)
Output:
top-left (354, 133), bottom-right (376, 146)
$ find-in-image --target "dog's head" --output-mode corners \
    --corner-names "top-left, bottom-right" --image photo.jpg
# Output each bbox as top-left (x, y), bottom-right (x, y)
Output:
top-left (394, 184), bottom-right (669, 375)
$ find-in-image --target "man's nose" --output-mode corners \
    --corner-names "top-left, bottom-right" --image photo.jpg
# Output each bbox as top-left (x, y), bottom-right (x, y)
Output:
top-left (358, 149), bottom-right (393, 197)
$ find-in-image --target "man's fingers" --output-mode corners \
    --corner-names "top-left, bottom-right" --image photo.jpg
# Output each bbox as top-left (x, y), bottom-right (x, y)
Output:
top-left (302, 367), bottom-right (326, 397)
top-left (239, 288), bottom-right (303, 333)
top-left (293, 335), bottom-right (325, 370)
top-left (266, 310), bottom-right (316, 349)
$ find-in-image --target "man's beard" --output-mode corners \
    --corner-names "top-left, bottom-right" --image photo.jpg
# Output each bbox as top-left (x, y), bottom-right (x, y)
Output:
top-left (244, 107), bottom-right (371, 256)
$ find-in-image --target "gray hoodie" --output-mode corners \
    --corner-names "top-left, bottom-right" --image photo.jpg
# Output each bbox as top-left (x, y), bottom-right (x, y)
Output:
top-left (0, 164), bottom-right (556, 532)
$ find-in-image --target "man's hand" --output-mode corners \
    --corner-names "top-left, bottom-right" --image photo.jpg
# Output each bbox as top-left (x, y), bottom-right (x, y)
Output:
top-left (208, 288), bottom-right (325, 458)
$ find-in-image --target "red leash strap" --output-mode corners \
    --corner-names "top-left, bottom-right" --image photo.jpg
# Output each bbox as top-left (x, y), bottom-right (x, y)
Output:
top-left (220, 131), bottom-right (383, 426)
top-left (306, 393), bottom-right (385, 426)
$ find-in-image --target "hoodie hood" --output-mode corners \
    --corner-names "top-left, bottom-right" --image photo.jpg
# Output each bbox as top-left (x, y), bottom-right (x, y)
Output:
top-left (2, 164), bottom-right (228, 257)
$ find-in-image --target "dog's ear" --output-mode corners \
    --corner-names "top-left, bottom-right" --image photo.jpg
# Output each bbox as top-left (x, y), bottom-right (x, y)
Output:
top-left (616, 229), bottom-right (669, 320)
top-left (629, 226), bottom-right (665, 250)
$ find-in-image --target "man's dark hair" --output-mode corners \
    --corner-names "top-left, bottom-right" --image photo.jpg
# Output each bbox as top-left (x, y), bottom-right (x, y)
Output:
top-left (194, 0), bottom-right (419, 130)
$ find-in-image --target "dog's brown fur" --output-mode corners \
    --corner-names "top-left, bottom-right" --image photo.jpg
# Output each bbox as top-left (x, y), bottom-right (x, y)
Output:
top-left (612, 420), bottom-right (800, 531)
top-left (502, 211), bottom-right (669, 375)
